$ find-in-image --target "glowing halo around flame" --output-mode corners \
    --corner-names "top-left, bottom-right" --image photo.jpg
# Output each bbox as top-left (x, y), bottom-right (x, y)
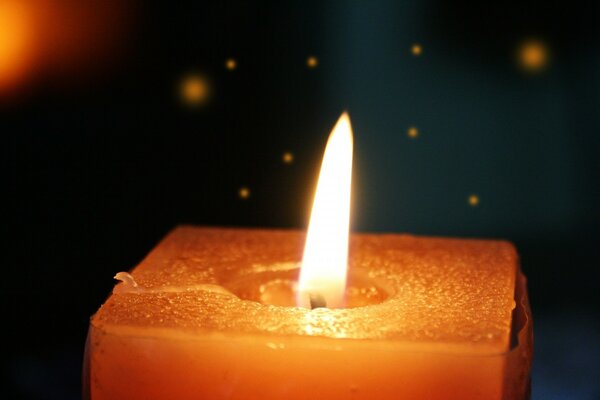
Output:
top-left (297, 112), bottom-right (354, 309)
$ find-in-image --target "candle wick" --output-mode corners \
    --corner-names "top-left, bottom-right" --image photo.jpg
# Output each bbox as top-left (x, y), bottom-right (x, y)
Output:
top-left (309, 293), bottom-right (327, 309)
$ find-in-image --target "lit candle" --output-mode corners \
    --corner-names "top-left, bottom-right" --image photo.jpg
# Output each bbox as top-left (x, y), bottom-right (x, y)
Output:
top-left (85, 113), bottom-right (532, 400)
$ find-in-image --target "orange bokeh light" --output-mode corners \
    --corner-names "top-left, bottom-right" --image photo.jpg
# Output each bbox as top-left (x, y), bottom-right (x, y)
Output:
top-left (407, 126), bottom-right (419, 138)
top-left (238, 187), bottom-right (251, 199)
top-left (517, 39), bottom-right (549, 73)
top-left (225, 58), bottom-right (237, 71)
top-left (282, 151), bottom-right (294, 164)
top-left (181, 75), bottom-right (210, 105)
top-left (0, 0), bottom-right (134, 96)
top-left (468, 194), bottom-right (480, 206)
top-left (0, 1), bottom-right (35, 91)
top-left (306, 56), bottom-right (318, 68)
top-left (411, 43), bottom-right (422, 56)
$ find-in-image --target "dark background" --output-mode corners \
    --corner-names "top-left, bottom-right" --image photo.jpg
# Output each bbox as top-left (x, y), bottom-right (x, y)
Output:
top-left (3, 1), bottom-right (599, 399)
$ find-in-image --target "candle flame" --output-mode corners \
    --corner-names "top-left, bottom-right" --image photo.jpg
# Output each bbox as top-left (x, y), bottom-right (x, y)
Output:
top-left (298, 112), bottom-right (353, 309)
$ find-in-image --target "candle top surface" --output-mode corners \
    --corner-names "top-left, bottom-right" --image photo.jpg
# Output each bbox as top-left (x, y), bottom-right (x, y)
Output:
top-left (92, 226), bottom-right (518, 355)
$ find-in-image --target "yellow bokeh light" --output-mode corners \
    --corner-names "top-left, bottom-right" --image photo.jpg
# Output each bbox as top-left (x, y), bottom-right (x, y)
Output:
top-left (468, 194), bottom-right (480, 206)
top-left (407, 126), bottom-right (419, 138)
top-left (180, 75), bottom-right (209, 105)
top-left (282, 152), bottom-right (294, 164)
top-left (411, 43), bottom-right (422, 56)
top-left (225, 58), bottom-right (237, 71)
top-left (306, 56), bottom-right (318, 68)
top-left (517, 39), bottom-right (549, 72)
top-left (239, 187), bottom-right (250, 200)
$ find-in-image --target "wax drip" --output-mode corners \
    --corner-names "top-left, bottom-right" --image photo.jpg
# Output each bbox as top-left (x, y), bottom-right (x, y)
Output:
top-left (112, 271), bottom-right (236, 296)
top-left (114, 272), bottom-right (138, 289)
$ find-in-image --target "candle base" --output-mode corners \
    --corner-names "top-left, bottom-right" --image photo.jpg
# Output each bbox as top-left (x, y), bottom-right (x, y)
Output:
top-left (84, 226), bottom-right (533, 400)
top-left (83, 270), bottom-right (532, 400)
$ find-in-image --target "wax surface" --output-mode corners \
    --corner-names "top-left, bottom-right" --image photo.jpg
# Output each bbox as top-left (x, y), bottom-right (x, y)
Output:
top-left (87, 226), bottom-right (531, 400)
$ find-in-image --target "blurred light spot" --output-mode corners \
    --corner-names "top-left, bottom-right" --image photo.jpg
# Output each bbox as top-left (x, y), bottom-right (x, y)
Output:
top-left (306, 56), bottom-right (318, 68)
top-left (181, 75), bottom-right (209, 105)
top-left (225, 58), bottom-right (237, 71)
top-left (517, 39), bottom-right (549, 72)
top-left (282, 152), bottom-right (294, 164)
top-left (468, 194), bottom-right (480, 206)
top-left (407, 126), bottom-right (419, 139)
top-left (1, 0), bottom-right (135, 96)
top-left (239, 187), bottom-right (250, 200)
top-left (0, 1), bottom-right (34, 92)
top-left (411, 44), bottom-right (422, 56)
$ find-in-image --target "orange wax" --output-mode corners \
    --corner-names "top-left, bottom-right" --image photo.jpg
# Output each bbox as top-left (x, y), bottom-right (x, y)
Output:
top-left (85, 226), bottom-right (532, 400)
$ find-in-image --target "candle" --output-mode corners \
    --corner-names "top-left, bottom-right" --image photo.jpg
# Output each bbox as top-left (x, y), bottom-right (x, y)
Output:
top-left (85, 114), bottom-right (532, 400)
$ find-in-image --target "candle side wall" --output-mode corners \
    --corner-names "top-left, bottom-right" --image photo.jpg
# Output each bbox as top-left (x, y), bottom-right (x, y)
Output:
top-left (88, 325), bottom-right (508, 400)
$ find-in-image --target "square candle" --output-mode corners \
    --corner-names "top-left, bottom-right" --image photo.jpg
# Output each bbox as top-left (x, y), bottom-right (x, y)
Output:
top-left (85, 226), bottom-right (532, 400)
